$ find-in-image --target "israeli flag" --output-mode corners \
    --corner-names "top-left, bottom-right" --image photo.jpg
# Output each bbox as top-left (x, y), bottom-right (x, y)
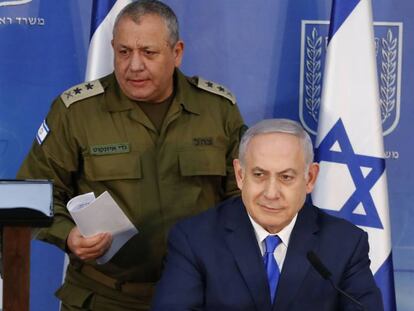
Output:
top-left (85, 0), bottom-right (133, 81)
top-left (312, 0), bottom-right (397, 310)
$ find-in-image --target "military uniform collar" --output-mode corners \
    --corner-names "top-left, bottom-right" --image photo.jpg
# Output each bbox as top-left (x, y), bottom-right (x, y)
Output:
top-left (101, 70), bottom-right (202, 115)
top-left (174, 69), bottom-right (202, 115)
top-left (101, 73), bottom-right (137, 112)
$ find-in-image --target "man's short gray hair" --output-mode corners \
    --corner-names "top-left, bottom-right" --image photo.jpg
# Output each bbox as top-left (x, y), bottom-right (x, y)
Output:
top-left (113, 0), bottom-right (180, 46)
top-left (238, 119), bottom-right (314, 168)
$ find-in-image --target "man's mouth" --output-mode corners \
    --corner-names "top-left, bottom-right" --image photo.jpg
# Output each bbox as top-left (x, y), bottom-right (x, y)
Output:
top-left (127, 78), bottom-right (150, 86)
top-left (258, 202), bottom-right (283, 212)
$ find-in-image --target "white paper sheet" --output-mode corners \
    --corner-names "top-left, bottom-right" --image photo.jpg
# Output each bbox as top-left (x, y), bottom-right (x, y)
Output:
top-left (67, 191), bottom-right (138, 264)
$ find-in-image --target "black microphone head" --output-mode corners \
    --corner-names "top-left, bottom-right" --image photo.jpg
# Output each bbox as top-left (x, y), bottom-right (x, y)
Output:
top-left (307, 251), bottom-right (332, 280)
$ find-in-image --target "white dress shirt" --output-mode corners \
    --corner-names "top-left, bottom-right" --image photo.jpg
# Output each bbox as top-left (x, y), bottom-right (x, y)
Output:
top-left (248, 214), bottom-right (298, 272)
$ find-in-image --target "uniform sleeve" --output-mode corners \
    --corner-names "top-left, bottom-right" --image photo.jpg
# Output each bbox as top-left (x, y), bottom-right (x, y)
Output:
top-left (339, 231), bottom-right (384, 311)
top-left (17, 97), bottom-right (80, 251)
top-left (223, 103), bottom-right (246, 198)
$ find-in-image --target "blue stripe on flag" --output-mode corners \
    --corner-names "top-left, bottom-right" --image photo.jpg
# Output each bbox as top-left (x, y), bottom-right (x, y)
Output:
top-left (375, 254), bottom-right (397, 311)
top-left (328, 0), bottom-right (360, 41)
top-left (90, 0), bottom-right (117, 38)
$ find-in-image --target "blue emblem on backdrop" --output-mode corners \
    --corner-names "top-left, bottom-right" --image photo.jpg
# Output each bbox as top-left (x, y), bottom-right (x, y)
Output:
top-left (299, 21), bottom-right (402, 136)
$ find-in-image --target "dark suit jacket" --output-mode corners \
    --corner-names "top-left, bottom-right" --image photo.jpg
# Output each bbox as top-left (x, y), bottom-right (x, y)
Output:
top-left (152, 196), bottom-right (384, 311)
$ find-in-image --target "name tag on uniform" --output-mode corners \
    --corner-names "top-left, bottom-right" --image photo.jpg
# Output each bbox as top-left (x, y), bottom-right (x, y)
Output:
top-left (193, 137), bottom-right (213, 146)
top-left (90, 143), bottom-right (130, 156)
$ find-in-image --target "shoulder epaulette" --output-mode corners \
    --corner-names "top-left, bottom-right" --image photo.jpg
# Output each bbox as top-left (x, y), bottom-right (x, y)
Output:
top-left (192, 76), bottom-right (236, 105)
top-left (60, 80), bottom-right (104, 108)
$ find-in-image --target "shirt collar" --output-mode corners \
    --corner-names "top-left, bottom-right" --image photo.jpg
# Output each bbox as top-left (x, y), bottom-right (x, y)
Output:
top-left (173, 69), bottom-right (202, 115)
top-left (102, 73), bottom-right (136, 112)
top-left (248, 213), bottom-right (298, 248)
top-left (102, 70), bottom-right (201, 115)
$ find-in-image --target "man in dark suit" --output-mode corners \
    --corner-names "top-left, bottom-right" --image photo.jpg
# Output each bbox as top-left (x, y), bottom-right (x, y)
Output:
top-left (151, 119), bottom-right (384, 311)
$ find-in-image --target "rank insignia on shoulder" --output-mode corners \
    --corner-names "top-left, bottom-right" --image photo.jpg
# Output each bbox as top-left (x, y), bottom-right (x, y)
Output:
top-left (36, 119), bottom-right (50, 145)
top-left (60, 80), bottom-right (104, 108)
top-left (194, 77), bottom-right (236, 105)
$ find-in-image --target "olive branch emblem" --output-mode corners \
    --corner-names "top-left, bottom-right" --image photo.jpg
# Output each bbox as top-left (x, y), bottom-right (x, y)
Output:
top-left (380, 29), bottom-right (397, 124)
top-left (304, 28), bottom-right (323, 122)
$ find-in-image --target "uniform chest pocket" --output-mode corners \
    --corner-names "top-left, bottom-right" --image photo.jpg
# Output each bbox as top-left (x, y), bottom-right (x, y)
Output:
top-left (84, 152), bottom-right (142, 181)
top-left (178, 148), bottom-right (226, 176)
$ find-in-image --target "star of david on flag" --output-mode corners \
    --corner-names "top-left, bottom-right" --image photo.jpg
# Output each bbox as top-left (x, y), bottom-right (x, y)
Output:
top-left (315, 118), bottom-right (385, 229)
top-left (311, 0), bottom-right (397, 310)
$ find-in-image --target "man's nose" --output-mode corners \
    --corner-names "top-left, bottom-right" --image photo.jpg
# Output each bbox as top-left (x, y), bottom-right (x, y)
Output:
top-left (129, 52), bottom-right (145, 71)
top-left (263, 178), bottom-right (281, 200)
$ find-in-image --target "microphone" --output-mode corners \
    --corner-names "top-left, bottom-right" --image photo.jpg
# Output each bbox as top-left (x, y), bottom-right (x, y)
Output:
top-left (307, 251), bottom-right (365, 311)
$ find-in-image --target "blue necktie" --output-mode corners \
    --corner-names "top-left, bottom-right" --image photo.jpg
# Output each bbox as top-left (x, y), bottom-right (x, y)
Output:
top-left (263, 235), bottom-right (281, 303)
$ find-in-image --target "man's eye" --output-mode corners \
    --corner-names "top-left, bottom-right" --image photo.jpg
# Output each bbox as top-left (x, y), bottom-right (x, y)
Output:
top-left (143, 50), bottom-right (156, 56)
top-left (280, 175), bottom-right (294, 182)
top-left (253, 172), bottom-right (264, 178)
top-left (119, 49), bottom-right (129, 56)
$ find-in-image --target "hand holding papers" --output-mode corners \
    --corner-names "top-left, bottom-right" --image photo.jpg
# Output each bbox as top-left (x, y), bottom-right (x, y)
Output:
top-left (67, 191), bottom-right (138, 264)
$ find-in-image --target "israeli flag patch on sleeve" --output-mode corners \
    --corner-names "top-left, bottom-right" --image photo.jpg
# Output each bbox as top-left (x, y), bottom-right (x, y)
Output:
top-left (36, 120), bottom-right (50, 145)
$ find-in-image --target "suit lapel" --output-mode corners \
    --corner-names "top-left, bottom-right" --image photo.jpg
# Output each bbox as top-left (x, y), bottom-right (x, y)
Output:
top-left (272, 204), bottom-right (320, 311)
top-left (222, 197), bottom-right (272, 311)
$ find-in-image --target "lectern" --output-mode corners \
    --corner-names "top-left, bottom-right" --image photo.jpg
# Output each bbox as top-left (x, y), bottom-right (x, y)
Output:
top-left (0, 180), bottom-right (53, 311)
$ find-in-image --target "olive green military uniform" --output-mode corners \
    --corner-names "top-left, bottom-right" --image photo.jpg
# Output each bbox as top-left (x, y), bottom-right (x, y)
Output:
top-left (17, 69), bottom-right (245, 310)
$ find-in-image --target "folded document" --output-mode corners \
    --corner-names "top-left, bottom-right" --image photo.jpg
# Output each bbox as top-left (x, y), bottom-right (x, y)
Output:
top-left (67, 191), bottom-right (138, 264)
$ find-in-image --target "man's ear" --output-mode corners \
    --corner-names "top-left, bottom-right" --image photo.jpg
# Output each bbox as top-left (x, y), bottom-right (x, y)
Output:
top-left (306, 163), bottom-right (319, 194)
top-left (173, 40), bottom-right (184, 67)
top-left (233, 159), bottom-right (244, 190)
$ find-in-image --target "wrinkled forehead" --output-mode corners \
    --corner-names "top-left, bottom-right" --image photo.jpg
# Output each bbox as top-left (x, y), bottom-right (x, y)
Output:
top-left (245, 132), bottom-right (306, 164)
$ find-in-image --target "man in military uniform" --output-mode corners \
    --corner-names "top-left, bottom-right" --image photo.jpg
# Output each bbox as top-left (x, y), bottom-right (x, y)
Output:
top-left (17, 1), bottom-right (245, 310)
